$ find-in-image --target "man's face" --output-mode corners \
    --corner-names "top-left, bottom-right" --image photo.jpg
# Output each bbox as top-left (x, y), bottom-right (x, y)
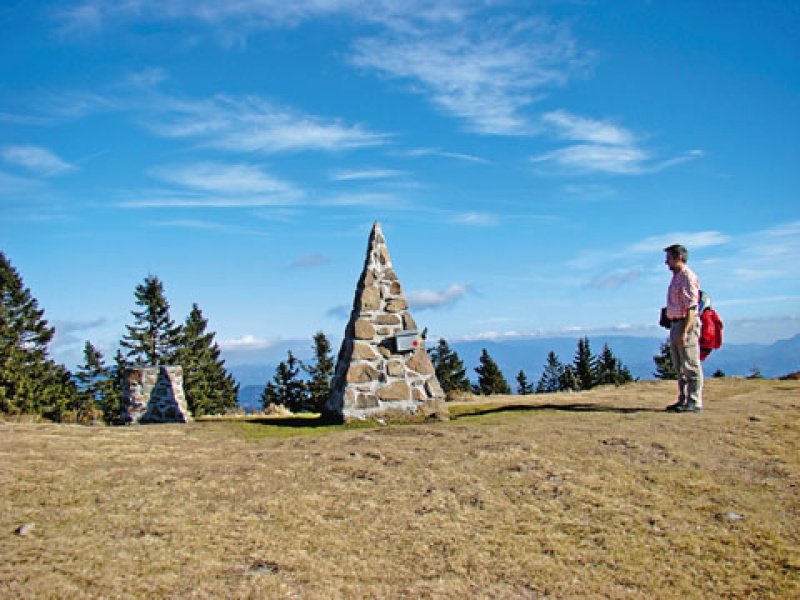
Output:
top-left (665, 252), bottom-right (680, 272)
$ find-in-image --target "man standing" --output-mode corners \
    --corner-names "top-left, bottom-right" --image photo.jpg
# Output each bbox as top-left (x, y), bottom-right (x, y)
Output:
top-left (663, 244), bottom-right (704, 412)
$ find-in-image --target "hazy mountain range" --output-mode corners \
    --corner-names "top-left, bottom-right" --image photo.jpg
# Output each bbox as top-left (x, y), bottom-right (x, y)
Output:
top-left (230, 334), bottom-right (800, 410)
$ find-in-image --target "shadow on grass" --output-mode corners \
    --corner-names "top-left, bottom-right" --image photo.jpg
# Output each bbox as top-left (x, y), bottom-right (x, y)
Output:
top-left (452, 403), bottom-right (664, 419)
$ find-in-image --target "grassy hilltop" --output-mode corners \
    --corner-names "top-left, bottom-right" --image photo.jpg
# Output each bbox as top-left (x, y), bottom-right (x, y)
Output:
top-left (2, 378), bottom-right (799, 598)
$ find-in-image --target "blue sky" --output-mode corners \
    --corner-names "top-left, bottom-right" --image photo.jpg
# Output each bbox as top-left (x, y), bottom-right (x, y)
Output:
top-left (2, 0), bottom-right (799, 369)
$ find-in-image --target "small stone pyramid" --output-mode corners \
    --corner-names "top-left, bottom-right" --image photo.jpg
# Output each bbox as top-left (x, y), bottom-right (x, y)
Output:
top-left (324, 222), bottom-right (447, 421)
top-left (121, 366), bottom-right (192, 424)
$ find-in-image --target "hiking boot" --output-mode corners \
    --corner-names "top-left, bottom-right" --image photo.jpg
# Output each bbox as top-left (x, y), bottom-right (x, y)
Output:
top-left (665, 401), bottom-right (685, 412)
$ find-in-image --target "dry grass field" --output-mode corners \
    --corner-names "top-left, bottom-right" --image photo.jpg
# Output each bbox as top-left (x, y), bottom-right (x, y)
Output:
top-left (1, 378), bottom-right (799, 599)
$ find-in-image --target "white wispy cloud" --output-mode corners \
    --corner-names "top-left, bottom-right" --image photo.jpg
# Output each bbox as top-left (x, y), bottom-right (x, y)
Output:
top-left (532, 144), bottom-right (649, 175)
top-left (1, 145), bottom-right (76, 176)
top-left (450, 212), bottom-right (499, 226)
top-left (566, 230), bottom-right (731, 273)
top-left (330, 168), bottom-right (405, 181)
top-left (219, 334), bottom-right (276, 351)
top-left (563, 183), bottom-right (617, 201)
top-left (458, 322), bottom-right (660, 342)
top-left (351, 18), bottom-right (583, 134)
top-left (720, 220), bottom-right (800, 283)
top-left (534, 109), bottom-right (703, 175)
top-left (585, 269), bottom-right (642, 290)
top-left (120, 195), bottom-right (298, 208)
top-left (55, 0), bottom-right (474, 36)
top-left (150, 162), bottom-right (297, 195)
top-left (121, 161), bottom-right (302, 208)
top-left (152, 219), bottom-right (270, 236)
top-left (51, 318), bottom-right (108, 350)
top-left (626, 231), bottom-right (732, 254)
top-left (321, 192), bottom-right (401, 207)
top-left (407, 283), bottom-right (473, 310)
top-left (148, 94), bottom-right (387, 154)
top-left (543, 110), bottom-right (634, 146)
top-left (289, 253), bottom-right (331, 269)
top-left (405, 147), bottom-right (488, 163)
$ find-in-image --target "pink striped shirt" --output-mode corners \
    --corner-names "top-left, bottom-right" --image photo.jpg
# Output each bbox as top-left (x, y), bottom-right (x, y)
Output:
top-left (666, 265), bottom-right (700, 320)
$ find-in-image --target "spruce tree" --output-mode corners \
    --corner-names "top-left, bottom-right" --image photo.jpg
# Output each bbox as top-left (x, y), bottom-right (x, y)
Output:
top-left (73, 341), bottom-right (112, 423)
top-left (305, 331), bottom-right (334, 413)
top-left (120, 275), bottom-right (182, 365)
top-left (559, 364), bottom-right (581, 392)
top-left (474, 348), bottom-right (510, 395)
top-left (174, 304), bottom-right (238, 417)
top-left (593, 343), bottom-right (633, 386)
top-left (429, 338), bottom-right (471, 397)
top-left (573, 337), bottom-right (596, 390)
top-left (0, 252), bottom-right (77, 418)
top-left (516, 370), bottom-right (533, 395)
top-left (535, 351), bottom-right (563, 393)
top-left (653, 339), bottom-right (677, 380)
top-left (103, 349), bottom-right (127, 424)
top-left (261, 351), bottom-right (307, 412)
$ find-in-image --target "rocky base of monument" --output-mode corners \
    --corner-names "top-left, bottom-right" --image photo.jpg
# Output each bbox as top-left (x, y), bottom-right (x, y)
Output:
top-left (120, 366), bottom-right (192, 424)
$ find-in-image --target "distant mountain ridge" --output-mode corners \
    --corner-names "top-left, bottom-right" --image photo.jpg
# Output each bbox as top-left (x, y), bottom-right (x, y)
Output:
top-left (229, 334), bottom-right (800, 408)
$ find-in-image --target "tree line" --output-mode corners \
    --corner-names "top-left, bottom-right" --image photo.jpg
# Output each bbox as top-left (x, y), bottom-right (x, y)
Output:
top-left (1, 252), bottom-right (237, 423)
top-left (428, 337), bottom-right (636, 398)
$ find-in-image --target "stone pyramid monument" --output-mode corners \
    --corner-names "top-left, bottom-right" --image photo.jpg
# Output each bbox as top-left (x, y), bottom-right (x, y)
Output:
top-left (324, 222), bottom-right (447, 422)
top-left (120, 366), bottom-right (192, 424)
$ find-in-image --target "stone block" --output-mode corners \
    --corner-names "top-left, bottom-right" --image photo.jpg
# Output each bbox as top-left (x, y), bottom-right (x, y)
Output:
top-left (387, 360), bottom-right (405, 377)
top-left (426, 378), bottom-right (445, 399)
top-left (377, 381), bottom-right (411, 401)
top-left (407, 349), bottom-right (435, 376)
top-left (361, 285), bottom-right (381, 311)
top-left (346, 364), bottom-right (380, 384)
top-left (375, 314), bottom-right (401, 325)
top-left (356, 394), bottom-right (380, 409)
top-left (354, 319), bottom-right (375, 339)
top-left (352, 342), bottom-right (378, 360)
top-left (386, 298), bottom-right (408, 312)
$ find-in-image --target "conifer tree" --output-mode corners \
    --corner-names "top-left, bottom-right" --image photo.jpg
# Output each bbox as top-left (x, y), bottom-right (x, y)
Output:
top-left (0, 252), bottom-right (77, 418)
top-left (429, 338), bottom-right (471, 396)
top-left (653, 339), bottom-right (678, 380)
top-left (516, 370), bottom-right (533, 395)
top-left (103, 349), bottom-right (127, 424)
top-left (474, 348), bottom-right (510, 395)
top-left (573, 337), bottom-right (596, 390)
top-left (536, 351), bottom-right (563, 393)
top-left (594, 343), bottom-right (634, 386)
top-left (120, 275), bottom-right (182, 365)
top-left (174, 304), bottom-right (238, 417)
top-left (305, 331), bottom-right (334, 413)
top-left (559, 364), bottom-right (581, 392)
top-left (261, 351), bottom-right (307, 412)
top-left (73, 341), bottom-right (112, 423)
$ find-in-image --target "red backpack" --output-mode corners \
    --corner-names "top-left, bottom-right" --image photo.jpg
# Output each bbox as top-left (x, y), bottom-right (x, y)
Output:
top-left (699, 306), bottom-right (723, 360)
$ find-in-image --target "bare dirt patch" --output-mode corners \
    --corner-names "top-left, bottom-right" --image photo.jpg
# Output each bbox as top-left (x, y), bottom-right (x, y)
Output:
top-left (1, 379), bottom-right (799, 598)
